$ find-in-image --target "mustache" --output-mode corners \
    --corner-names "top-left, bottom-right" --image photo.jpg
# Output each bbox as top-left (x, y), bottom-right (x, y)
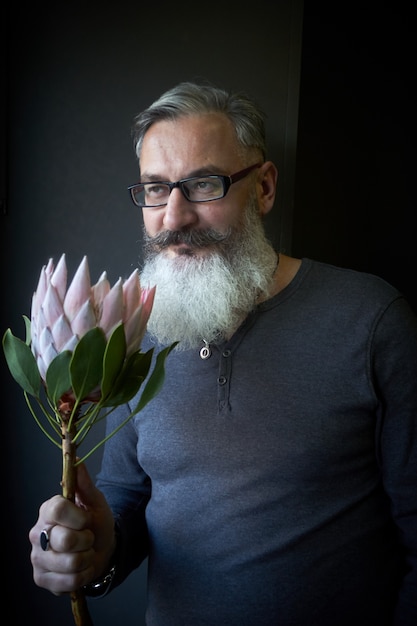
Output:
top-left (143, 228), bottom-right (231, 251)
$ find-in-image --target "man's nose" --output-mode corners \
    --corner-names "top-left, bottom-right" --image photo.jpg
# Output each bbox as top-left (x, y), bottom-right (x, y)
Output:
top-left (162, 187), bottom-right (199, 231)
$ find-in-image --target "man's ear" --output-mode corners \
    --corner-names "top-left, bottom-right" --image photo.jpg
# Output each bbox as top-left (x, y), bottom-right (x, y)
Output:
top-left (257, 161), bottom-right (278, 216)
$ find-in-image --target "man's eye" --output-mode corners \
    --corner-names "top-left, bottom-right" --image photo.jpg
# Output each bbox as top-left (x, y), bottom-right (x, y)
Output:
top-left (146, 184), bottom-right (168, 196)
top-left (188, 178), bottom-right (222, 195)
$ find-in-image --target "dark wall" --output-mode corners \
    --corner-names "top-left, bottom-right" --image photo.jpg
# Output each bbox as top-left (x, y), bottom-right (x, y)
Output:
top-left (293, 5), bottom-right (416, 312)
top-left (1, 3), bottom-right (303, 625)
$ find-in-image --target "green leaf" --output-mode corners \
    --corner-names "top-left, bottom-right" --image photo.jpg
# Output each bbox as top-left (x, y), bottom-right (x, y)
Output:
top-left (23, 315), bottom-right (31, 345)
top-left (2, 328), bottom-right (41, 397)
top-left (70, 327), bottom-right (106, 401)
top-left (101, 348), bottom-right (154, 408)
top-left (132, 342), bottom-right (177, 415)
top-left (101, 324), bottom-right (126, 400)
top-left (45, 350), bottom-right (72, 406)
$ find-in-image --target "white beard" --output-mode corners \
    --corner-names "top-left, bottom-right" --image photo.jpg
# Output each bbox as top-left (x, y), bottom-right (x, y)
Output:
top-left (139, 199), bottom-right (277, 350)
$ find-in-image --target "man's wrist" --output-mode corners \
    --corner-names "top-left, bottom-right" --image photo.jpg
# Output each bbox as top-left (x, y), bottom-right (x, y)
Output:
top-left (83, 523), bottom-right (120, 598)
top-left (82, 563), bottom-right (116, 598)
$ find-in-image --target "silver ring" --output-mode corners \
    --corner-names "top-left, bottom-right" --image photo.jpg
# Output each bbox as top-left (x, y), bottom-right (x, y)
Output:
top-left (40, 529), bottom-right (50, 551)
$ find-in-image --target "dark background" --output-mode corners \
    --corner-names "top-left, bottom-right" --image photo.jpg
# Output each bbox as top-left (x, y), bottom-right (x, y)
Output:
top-left (293, 4), bottom-right (416, 312)
top-left (1, 2), bottom-right (415, 625)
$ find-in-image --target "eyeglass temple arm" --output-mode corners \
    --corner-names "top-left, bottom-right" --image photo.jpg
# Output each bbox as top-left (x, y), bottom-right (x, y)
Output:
top-left (229, 162), bottom-right (262, 183)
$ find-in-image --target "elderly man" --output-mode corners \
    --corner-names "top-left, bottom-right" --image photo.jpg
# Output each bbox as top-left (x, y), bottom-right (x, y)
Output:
top-left (30, 82), bottom-right (417, 625)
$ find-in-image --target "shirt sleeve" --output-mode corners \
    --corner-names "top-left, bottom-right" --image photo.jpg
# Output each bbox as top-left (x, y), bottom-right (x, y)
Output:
top-left (373, 296), bottom-right (417, 624)
top-left (96, 400), bottom-right (151, 586)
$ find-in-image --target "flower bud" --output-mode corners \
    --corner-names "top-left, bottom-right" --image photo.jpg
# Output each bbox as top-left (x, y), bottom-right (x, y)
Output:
top-left (31, 254), bottom-right (155, 382)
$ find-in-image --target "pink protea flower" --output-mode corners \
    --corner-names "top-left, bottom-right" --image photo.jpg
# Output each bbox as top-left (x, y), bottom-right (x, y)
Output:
top-left (3, 251), bottom-right (176, 440)
top-left (30, 254), bottom-right (155, 381)
top-left (2, 254), bottom-right (175, 626)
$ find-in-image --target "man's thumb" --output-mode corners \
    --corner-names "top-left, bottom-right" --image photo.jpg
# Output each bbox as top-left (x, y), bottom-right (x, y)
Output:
top-left (75, 461), bottom-right (103, 509)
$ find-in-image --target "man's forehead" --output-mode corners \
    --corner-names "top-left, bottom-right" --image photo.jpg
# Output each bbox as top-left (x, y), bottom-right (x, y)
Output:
top-left (140, 113), bottom-right (241, 174)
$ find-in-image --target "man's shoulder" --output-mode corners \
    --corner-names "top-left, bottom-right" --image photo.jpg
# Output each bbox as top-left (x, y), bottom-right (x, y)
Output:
top-left (303, 258), bottom-right (402, 300)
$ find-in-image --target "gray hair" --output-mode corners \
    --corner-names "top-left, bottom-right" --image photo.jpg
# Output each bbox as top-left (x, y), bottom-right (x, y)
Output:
top-left (132, 81), bottom-right (267, 162)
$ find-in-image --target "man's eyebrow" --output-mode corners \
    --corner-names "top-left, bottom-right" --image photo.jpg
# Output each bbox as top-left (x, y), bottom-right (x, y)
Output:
top-left (139, 166), bottom-right (227, 182)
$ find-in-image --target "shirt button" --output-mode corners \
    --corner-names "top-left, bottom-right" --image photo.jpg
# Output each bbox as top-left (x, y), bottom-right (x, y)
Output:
top-left (218, 376), bottom-right (227, 385)
top-left (222, 350), bottom-right (231, 357)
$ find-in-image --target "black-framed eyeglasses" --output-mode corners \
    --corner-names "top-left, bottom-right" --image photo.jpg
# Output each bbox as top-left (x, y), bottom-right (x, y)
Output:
top-left (127, 162), bottom-right (262, 208)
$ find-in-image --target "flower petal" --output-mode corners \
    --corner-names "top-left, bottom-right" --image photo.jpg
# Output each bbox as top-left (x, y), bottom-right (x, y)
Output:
top-left (100, 278), bottom-right (123, 336)
top-left (43, 284), bottom-right (65, 329)
top-left (31, 292), bottom-right (40, 342)
top-left (92, 271), bottom-right (110, 319)
top-left (38, 326), bottom-right (58, 375)
top-left (61, 334), bottom-right (78, 353)
top-left (50, 253), bottom-right (68, 302)
top-left (36, 355), bottom-right (47, 382)
top-left (64, 256), bottom-right (92, 322)
top-left (124, 287), bottom-right (155, 355)
top-left (39, 325), bottom-right (54, 354)
top-left (51, 314), bottom-right (74, 351)
top-left (140, 285), bottom-right (156, 321)
top-left (31, 306), bottom-right (48, 358)
top-left (70, 299), bottom-right (96, 338)
top-left (122, 269), bottom-right (141, 322)
top-left (44, 257), bottom-right (54, 278)
top-left (124, 305), bottom-right (146, 355)
top-left (32, 259), bottom-right (54, 320)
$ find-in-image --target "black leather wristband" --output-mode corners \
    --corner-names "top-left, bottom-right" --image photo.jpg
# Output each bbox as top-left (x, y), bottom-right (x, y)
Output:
top-left (82, 563), bottom-right (116, 598)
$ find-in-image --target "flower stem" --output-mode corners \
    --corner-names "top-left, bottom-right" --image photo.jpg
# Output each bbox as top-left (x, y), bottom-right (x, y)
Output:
top-left (61, 403), bottom-right (94, 626)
